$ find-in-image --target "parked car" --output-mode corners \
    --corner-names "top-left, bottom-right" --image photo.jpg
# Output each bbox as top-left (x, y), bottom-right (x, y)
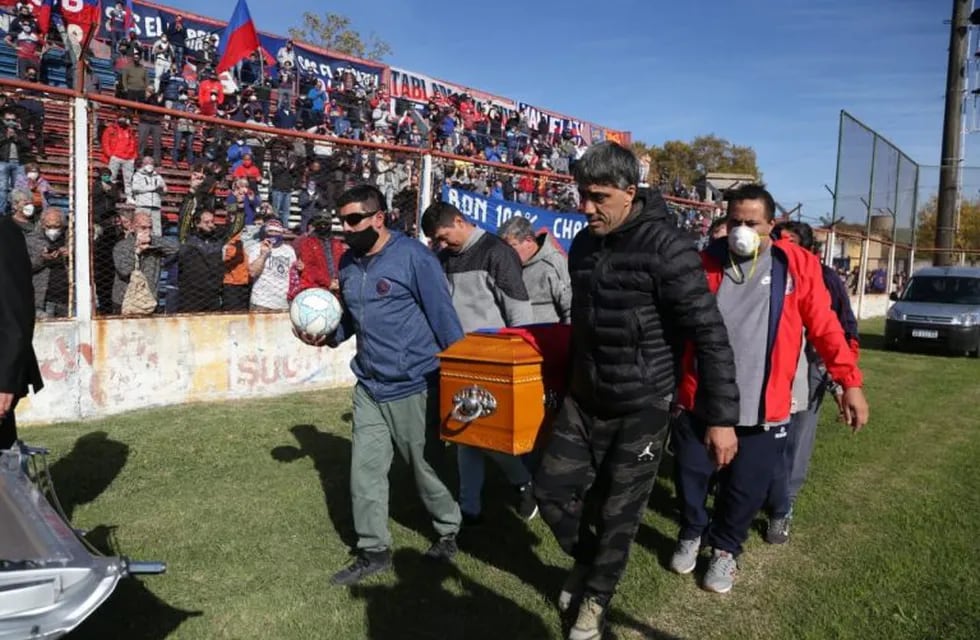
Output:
top-left (884, 266), bottom-right (980, 357)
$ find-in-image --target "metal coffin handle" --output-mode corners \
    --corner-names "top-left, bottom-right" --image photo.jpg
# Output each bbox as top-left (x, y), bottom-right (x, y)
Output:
top-left (450, 385), bottom-right (498, 423)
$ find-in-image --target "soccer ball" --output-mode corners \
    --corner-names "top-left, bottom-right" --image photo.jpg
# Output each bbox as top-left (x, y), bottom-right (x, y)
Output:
top-left (289, 288), bottom-right (343, 339)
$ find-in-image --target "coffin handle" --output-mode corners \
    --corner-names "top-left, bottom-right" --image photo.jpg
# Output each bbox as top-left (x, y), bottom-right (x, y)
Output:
top-left (450, 385), bottom-right (497, 423)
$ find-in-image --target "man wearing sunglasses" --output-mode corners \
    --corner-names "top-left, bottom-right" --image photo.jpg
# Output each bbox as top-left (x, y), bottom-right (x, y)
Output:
top-left (296, 185), bottom-right (464, 586)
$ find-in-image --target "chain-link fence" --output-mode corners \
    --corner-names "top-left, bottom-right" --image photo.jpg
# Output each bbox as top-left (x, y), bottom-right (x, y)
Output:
top-left (0, 79), bottom-right (77, 320)
top-left (913, 164), bottom-right (980, 267)
top-left (831, 111), bottom-right (921, 315)
top-left (87, 93), bottom-right (425, 315)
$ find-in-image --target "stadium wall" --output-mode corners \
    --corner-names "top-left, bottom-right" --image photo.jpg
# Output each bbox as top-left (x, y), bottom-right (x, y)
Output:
top-left (18, 315), bottom-right (358, 424)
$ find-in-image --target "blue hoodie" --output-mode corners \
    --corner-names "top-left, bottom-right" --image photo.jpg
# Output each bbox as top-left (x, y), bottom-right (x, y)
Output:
top-left (331, 231), bottom-right (464, 402)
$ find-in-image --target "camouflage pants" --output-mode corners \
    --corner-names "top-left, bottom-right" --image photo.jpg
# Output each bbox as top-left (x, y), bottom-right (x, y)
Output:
top-left (534, 396), bottom-right (670, 601)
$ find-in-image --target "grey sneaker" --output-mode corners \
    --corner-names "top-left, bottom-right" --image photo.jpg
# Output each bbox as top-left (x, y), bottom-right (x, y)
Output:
top-left (329, 549), bottom-right (392, 586)
top-left (702, 549), bottom-right (737, 594)
top-left (766, 516), bottom-right (791, 545)
top-left (669, 536), bottom-right (701, 574)
top-left (568, 596), bottom-right (605, 640)
top-left (557, 563), bottom-right (590, 613)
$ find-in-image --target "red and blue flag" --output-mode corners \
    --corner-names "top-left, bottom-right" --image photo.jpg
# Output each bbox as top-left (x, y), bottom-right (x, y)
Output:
top-left (36, 0), bottom-right (54, 34)
top-left (123, 0), bottom-right (135, 32)
top-left (216, 0), bottom-right (261, 73)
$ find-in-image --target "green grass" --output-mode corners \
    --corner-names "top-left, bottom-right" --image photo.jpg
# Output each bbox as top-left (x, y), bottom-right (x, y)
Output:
top-left (20, 319), bottom-right (980, 640)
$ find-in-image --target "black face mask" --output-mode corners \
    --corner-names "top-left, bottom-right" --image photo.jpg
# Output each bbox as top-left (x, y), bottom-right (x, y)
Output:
top-left (344, 226), bottom-right (379, 255)
top-left (312, 224), bottom-right (331, 238)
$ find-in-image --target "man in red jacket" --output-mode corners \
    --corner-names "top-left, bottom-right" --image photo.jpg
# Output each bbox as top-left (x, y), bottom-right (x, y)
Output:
top-left (101, 114), bottom-right (138, 202)
top-left (289, 211), bottom-right (346, 300)
top-left (670, 184), bottom-right (869, 594)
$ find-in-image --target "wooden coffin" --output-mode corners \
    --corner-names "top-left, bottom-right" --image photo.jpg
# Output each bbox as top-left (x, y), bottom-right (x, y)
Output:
top-left (437, 332), bottom-right (559, 455)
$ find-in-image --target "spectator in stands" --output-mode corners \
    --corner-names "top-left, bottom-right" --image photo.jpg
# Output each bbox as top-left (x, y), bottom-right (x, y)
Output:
top-left (269, 150), bottom-right (300, 227)
top-left (247, 219), bottom-right (296, 311)
top-left (406, 124), bottom-right (424, 148)
top-left (276, 40), bottom-right (296, 70)
top-left (13, 162), bottom-right (50, 210)
top-left (26, 208), bottom-right (70, 318)
top-left (112, 209), bottom-right (178, 314)
top-left (243, 110), bottom-right (270, 165)
top-left (171, 92), bottom-right (197, 166)
top-left (198, 71), bottom-right (224, 118)
top-left (160, 62), bottom-right (189, 108)
top-left (130, 156), bottom-right (168, 236)
top-left (0, 110), bottom-right (30, 214)
top-left (225, 177), bottom-right (262, 226)
top-left (222, 225), bottom-right (250, 312)
top-left (276, 60), bottom-right (296, 112)
top-left (177, 210), bottom-right (224, 312)
top-left (5, 5), bottom-right (41, 81)
top-left (290, 210), bottom-right (346, 298)
top-left (151, 34), bottom-right (175, 93)
top-left (120, 48), bottom-right (148, 101)
top-left (498, 216), bottom-right (571, 324)
top-left (226, 137), bottom-right (253, 172)
top-left (8, 188), bottom-right (36, 233)
top-left (307, 79), bottom-right (329, 125)
top-left (116, 29), bottom-right (141, 66)
top-left (106, 2), bottom-right (127, 59)
top-left (165, 16), bottom-right (187, 68)
top-left (138, 86), bottom-right (165, 165)
top-left (93, 170), bottom-right (121, 315)
top-left (6, 88), bottom-right (45, 158)
top-left (232, 153), bottom-right (262, 189)
top-left (177, 167), bottom-right (208, 242)
top-left (298, 176), bottom-right (329, 233)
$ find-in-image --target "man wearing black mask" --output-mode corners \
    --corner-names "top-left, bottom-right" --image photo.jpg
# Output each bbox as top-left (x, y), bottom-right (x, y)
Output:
top-left (295, 184), bottom-right (464, 586)
top-left (291, 211), bottom-right (346, 297)
top-left (177, 209), bottom-right (223, 312)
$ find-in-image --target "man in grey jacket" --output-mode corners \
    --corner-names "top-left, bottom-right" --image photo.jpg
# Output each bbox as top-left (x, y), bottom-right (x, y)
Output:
top-left (111, 209), bottom-right (178, 314)
top-left (421, 202), bottom-right (539, 525)
top-left (498, 216), bottom-right (571, 324)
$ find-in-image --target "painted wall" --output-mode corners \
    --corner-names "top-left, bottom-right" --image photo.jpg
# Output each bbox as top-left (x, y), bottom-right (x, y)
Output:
top-left (19, 314), bottom-right (357, 425)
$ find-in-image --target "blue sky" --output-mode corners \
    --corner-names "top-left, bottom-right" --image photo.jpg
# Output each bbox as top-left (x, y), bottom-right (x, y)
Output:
top-left (162, 0), bottom-right (950, 223)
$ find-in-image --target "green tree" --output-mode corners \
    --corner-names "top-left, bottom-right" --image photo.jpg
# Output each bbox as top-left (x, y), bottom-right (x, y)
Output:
top-left (915, 196), bottom-right (980, 250)
top-left (632, 134), bottom-right (760, 187)
top-left (288, 12), bottom-right (392, 61)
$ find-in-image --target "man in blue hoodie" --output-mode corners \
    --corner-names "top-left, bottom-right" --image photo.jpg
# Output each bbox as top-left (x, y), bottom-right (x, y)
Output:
top-left (297, 184), bottom-right (464, 586)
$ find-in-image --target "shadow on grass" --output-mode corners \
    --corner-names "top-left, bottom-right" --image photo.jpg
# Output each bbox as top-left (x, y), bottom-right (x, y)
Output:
top-left (271, 424), bottom-right (443, 550)
top-left (605, 609), bottom-right (685, 640)
top-left (71, 525), bottom-right (202, 640)
top-left (350, 548), bottom-right (551, 640)
top-left (48, 430), bottom-right (129, 520)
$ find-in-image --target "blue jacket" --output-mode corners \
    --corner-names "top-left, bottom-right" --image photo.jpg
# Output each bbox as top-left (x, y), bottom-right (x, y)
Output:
top-left (331, 231), bottom-right (464, 402)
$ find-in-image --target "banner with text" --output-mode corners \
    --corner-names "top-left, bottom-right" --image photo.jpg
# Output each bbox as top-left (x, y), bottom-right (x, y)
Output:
top-left (389, 66), bottom-right (515, 112)
top-left (441, 186), bottom-right (585, 253)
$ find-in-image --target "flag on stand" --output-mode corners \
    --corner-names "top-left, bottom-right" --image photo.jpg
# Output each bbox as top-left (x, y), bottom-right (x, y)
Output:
top-left (216, 0), bottom-right (261, 73)
top-left (57, 0), bottom-right (103, 44)
top-left (36, 0), bottom-right (54, 34)
top-left (123, 0), bottom-right (136, 32)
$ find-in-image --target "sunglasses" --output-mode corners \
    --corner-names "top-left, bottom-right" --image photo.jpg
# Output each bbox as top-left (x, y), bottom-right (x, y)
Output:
top-left (339, 210), bottom-right (380, 227)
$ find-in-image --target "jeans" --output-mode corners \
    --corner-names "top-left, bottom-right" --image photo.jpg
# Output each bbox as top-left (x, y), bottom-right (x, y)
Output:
top-left (138, 123), bottom-right (162, 165)
top-left (0, 161), bottom-right (24, 213)
top-left (172, 131), bottom-right (195, 165)
top-left (270, 190), bottom-right (292, 227)
top-left (457, 444), bottom-right (532, 517)
top-left (108, 157), bottom-right (134, 199)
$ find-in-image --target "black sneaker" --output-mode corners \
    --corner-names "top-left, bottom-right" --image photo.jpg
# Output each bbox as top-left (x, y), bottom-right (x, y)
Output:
top-left (424, 535), bottom-right (458, 562)
top-left (329, 549), bottom-right (392, 586)
top-left (515, 482), bottom-right (539, 521)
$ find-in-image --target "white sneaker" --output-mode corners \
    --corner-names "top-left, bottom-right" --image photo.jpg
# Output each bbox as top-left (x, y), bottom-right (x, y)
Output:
top-left (669, 536), bottom-right (701, 574)
top-left (558, 563), bottom-right (589, 612)
top-left (702, 549), bottom-right (737, 593)
top-left (568, 596), bottom-right (605, 640)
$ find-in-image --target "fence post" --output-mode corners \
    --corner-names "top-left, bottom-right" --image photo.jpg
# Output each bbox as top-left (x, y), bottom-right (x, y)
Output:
top-left (857, 137), bottom-right (879, 321)
top-left (72, 96), bottom-right (93, 322)
top-left (419, 152), bottom-right (433, 240)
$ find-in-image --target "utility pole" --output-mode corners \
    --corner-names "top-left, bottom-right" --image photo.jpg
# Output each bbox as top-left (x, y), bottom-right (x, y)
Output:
top-left (935, 0), bottom-right (970, 266)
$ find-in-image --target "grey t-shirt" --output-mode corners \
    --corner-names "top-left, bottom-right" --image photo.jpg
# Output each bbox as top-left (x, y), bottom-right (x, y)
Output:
top-left (716, 248), bottom-right (773, 427)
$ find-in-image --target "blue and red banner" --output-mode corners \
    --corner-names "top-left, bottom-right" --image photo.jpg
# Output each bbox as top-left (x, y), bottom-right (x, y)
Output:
top-left (441, 185), bottom-right (586, 253)
top-left (215, 0), bottom-right (258, 73)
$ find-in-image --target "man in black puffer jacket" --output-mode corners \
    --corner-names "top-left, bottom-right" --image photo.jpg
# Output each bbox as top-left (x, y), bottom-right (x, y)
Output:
top-left (534, 142), bottom-right (739, 640)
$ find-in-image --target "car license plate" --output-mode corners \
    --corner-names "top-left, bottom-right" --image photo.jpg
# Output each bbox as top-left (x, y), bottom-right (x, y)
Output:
top-left (912, 329), bottom-right (938, 339)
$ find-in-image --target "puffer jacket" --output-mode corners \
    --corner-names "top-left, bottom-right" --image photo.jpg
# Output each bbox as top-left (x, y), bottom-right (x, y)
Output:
top-left (567, 188), bottom-right (739, 423)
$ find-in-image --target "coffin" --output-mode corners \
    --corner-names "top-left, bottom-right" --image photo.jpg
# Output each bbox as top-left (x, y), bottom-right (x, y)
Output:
top-left (437, 327), bottom-right (570, 455)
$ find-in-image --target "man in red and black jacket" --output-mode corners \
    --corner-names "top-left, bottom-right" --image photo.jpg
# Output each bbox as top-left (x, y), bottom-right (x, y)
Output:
top-left (670, 184), bottom-right (869, 595)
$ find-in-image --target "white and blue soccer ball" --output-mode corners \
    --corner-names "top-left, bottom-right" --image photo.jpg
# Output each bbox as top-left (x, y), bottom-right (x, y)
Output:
top-left (290, 288), bottom-right (343, 339)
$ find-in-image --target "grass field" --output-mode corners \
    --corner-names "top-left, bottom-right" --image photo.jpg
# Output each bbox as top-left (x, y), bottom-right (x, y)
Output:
top-left (19, 319), bottom-right (980, 640)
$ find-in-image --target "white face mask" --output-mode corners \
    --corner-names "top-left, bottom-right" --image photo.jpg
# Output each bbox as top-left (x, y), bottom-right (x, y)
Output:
top-left (27, 171), bottom-right (39, 180)
top-left (728, 224), bottom-right (761, 257)
top-left (22, 203), bottom-right (35, 218)
top-left (143, 165), bottom-right (154, 173)
top-left (45, 228), bottom-right (62, 241)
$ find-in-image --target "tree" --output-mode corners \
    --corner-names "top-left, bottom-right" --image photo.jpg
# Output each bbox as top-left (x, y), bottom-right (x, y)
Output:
top-left (288, 12), bottom-right (392, 61)
top-left (632, 134), bottom-right (760, 188)
top-left (915, 196), bottom-right (980, 250)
